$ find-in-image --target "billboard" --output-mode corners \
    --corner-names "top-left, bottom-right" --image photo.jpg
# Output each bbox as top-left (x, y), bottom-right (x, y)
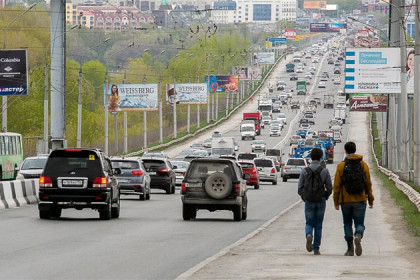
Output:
top-left (265, 38), bottom-right (287, 49)
top-left (284, 29), bottom-right (296, 39)
top-left (205, 75), bottom-right (239, 93)
top-left (166, 83), bottom-right (208, 105)
top-left (344, 48), bottom-right (409, 94)
top-left (0, 49), bottom-right (28, 96)
top-left (349, 94), bottom-right (387, 112)
top-left (310, 23), bottom-right (347, 33)
top-left (304, 1), bottom-right (326, 9)
top-left (233, 66), bottom-right (262, 80)
top-left (104, 84), bottom-right (158, 112)
top-left (248, 67), bottom-right (262, 80)
top-left (253, 52), bottom-right (275, 64)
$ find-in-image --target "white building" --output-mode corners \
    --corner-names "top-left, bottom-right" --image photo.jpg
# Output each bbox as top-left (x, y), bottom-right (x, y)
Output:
top-left (211, 0), bottom-right (296, 24)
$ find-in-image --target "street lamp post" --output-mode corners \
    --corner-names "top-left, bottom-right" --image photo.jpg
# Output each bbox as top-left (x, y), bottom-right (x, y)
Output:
top-left (2, 3), bottom-right (37, 132)
top-left (173, 54), bottom-right (180, 139)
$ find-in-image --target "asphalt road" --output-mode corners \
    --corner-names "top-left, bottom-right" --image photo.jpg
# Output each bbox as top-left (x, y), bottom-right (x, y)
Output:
top-left (0, 42), bottom-right (349, 280)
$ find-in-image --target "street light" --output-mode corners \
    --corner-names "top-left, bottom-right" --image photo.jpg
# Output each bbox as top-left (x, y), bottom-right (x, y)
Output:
top-left (2, 3), bottom-right (37, 131)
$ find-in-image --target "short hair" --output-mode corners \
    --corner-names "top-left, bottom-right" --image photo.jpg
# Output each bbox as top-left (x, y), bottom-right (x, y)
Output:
top-left (310, 148), bottom-right (323, 161)
top-left (344, 142), bottom-right (356, 154)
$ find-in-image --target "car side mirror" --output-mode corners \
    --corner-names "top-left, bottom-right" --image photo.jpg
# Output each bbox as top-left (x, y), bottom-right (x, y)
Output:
top-left (113, 168), bottom-right (121, 175)
top-left (173, 166), bottom-right (177, 170)
top-left (243, 173), bottom-right (251, 179)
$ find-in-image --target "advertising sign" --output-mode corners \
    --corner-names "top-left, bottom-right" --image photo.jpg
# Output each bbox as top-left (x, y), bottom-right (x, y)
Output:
top-left (233, 66), bottom-right (262, 80)
top-left (0, 49), bottom-right (28, 96)
top-left (344, 48), bottom-right (405, 94)
top-left (253, 52), bottom-right (275, 64)
top-left (104, 84), bottom-right (158, 112)
top-left (284, 29), bottom-right (296, 39)
top-left (166, 83), bottom-right (208, 105)
top-left (248, 67), bottom-right (262, 80)
top-left (349, 94), bottom-right (387, 112)
top-left (303, 1), bottom-right (326, 9)
top-left (205, 75), bottom-right (239, 93)
top-left (265, 38), bottom-right (286, 49)
top-left (310, 23), bottom-right (347, 33)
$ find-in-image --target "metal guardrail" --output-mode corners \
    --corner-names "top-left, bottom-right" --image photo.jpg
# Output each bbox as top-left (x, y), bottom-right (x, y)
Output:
top-left (125, 53), bottom-right (289, 158)
top-left (369, 114), bottom-right (420, 212)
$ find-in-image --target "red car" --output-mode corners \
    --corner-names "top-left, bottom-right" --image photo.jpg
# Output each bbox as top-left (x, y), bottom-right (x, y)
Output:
top-left (238, 161), bottom-right (260, 189)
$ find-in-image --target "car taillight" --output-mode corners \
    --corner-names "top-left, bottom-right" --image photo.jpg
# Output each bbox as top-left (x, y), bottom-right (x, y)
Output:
top-left (180, 172), bottom-right (185, 175)
top-left (93, 177), bottom-right (107, 188)
top-left (274, 162), bottom-right (279, 165)
top-left (252, 166), bottom-right (257, 173)
top-left (271, 168), bottom-right (276, 173)
top-left (132, 170), bottom-right (143, 176)
top-left (39, 176), bottom-right (52, 188)
top-left (158, 168), bottom-right (170, 173)
top-left (181, 182), bottom-right (186, 194)
top-left (234, 183), bottom-right (241, 195)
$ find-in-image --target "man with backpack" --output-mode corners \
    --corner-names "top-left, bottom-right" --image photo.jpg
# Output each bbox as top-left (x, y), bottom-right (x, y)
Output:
top-left (298, 148), bottom-right (332, 255)
top-left (334, 141), bottom-right (374, 257)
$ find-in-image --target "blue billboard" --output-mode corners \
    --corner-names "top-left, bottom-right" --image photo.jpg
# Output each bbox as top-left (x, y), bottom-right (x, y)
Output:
top-left (310, 23), bottom-right (347, 33)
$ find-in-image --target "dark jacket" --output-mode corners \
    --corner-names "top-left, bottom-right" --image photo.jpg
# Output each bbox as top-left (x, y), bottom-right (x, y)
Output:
top-left (333, 154), bottom-right (374, 206)
top-left (298, 160), bottom-right (333, 201)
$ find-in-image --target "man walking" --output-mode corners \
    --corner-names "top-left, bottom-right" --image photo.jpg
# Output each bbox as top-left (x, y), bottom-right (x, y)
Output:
top-left (298, 148), bottom-right (332, 255)
top-left (334, 141), bottom-right (374, 256)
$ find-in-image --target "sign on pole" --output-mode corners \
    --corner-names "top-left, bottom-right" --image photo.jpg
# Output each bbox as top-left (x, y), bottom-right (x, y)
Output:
top-left (166, 83), bottom-right (208, 105)
top-left (103, 84), bottom-right (158, 112)
top-left (349, 94), bottom-right (388, 112)
top-left (204, 75), bottom-right (239, 93)
top-left (0, 49), bottom-right (28, 96)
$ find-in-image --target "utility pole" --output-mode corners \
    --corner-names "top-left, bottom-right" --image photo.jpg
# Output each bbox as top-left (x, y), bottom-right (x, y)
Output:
top-left (123, 71), bottom-right (128, 154)
top-left (399, 0), bottom-right (409, 180)
top-left (43, 60), bottom-right (49, 153)
top-left (104, 72), bottom-right (109, 155)
top-left (76, 66), bottom-right (82, 147)
top-left (388, 0), bottom-right (399, 171)
top-left (414, 0), bottom-right (420, 186)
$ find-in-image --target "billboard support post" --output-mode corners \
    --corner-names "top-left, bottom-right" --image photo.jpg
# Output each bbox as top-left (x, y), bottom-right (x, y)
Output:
top-left (187, 104), bottom-right (190, 134)
top-left (399, 0), bottom-right (409, 180)
top-left (414, 0), bottom-right (420, 186)
top-left (143, 111), bottom-right (147, 148)
top-left (123, 72), bottom-right (127, 154)
top-left (77, 67), bottom-right (82, 148)
top-left (159, 100), bottom-right (163, 143)
top-left (104, 73), bottom-right (109, 155)
top-left (197, 74), bottom-right (200, 128)
top-left (226, 92), bottom-right (229, 116)
top-left (114, 113), bottom-right (118, 154)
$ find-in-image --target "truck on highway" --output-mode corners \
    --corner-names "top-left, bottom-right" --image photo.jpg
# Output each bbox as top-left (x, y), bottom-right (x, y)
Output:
top-left (317, 131), bottom-right (334, 163)
top-left (286, 63), bottom-right (295, 72)
top-left (258, 99), bottom-right (273, 117)
top-left (211, 137), bottom-right (235, 156)
top-left (296, 81), bottom-right (307, 95)
top-left (324, 94), bottom-right (334, 109)
top-left (243, 112), bottom-right (261, 135)
top-left (334, 108), bottom-right (347, 124)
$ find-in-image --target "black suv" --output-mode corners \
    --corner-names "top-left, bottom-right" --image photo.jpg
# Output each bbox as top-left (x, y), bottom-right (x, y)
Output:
top-left (181, 158), bottom-right (249, 221)
top-left (38, 148), bottom-right (121, 220)
top-left (142, 158), bottom-right (176, 194)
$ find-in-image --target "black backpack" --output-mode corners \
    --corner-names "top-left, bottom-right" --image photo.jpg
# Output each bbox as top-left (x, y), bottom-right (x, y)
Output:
top-left (301, 166), bottom-right (325, 202)
top-left (342, 158), bottom-right (366, 194)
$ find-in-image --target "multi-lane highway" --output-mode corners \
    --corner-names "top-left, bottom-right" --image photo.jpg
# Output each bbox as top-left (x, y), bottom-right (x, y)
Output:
top-left (0, 39), bottom-right (350, 280)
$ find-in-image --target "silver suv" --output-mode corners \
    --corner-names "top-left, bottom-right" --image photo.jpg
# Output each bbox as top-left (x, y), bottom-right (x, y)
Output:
top-left (181, 158), bottom-right (249, 221)
top-left (281, 158), bottom-right (308, 182)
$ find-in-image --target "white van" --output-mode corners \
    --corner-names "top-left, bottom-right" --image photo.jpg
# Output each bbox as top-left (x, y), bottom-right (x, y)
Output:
top-left (241, 123), bottom-right (256, 140)
top-left (211, 137), bottom-right (235, 156)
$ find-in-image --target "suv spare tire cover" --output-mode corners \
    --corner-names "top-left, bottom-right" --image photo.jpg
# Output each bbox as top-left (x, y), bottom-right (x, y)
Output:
top-left (204, 173), bottom-right (232, 199)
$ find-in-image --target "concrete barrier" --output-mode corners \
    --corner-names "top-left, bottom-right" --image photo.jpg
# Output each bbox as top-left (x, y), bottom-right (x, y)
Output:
top-left (0, 179), bottom-right (39, 210)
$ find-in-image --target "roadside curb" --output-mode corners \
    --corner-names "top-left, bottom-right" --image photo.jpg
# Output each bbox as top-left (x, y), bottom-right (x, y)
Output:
top-left (0, 179), bottom-right (38, 210)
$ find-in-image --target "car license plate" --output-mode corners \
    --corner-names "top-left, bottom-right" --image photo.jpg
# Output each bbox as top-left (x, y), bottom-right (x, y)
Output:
top-left (62, 180), bottom-right (83, 186)
top-left (187, 183), bottom-right (201, 188)
top-left (118, 179), bottom-right (129, 183)
top-left (149, 172), bottom-right (156, 175)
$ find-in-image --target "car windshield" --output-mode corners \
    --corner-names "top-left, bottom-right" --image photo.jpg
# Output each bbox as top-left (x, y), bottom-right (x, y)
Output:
top-left (238, 154), bottom-right (257, 160)
top-left (254, 159), bottom-right (273, 167)
top-left (21, 158), bottom-right (47, 170)
top-left (111, 160), bottom-right (139, 169)
top-left (212, 148), bottom-right (233, 155)
top-left (188, 162), bottom-right (233, 180)
top-left (142, 160), bottom-right (167, 171)
top-left (278, 114), bottom-right (286, 118)
top-left (253, 140), bottom-right (265, 144)
top-left (170, 161), bottom-right (189, 169)
top-left (239, 162), bottom-right (254, 169)
top-left (287, 159), bottom-right (306, 166)
top-left (44, 150), bottom-right (101, 175)
top-left (242, 126), bottom-right (254, 131)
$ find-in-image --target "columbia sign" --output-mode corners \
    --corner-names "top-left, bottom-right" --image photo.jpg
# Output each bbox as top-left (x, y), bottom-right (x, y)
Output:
top-left (0, 50), bottom-right (28, 96)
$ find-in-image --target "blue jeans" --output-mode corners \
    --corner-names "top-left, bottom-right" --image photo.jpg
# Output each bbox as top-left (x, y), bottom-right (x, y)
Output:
top-left (304, 198), bottom-right (326, 251)
top-left (340, 202), bottom-right (367, 241)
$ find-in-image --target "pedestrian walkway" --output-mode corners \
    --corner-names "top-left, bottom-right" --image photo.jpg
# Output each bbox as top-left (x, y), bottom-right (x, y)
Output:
top-left (177, 112), bottom-right (420, 279)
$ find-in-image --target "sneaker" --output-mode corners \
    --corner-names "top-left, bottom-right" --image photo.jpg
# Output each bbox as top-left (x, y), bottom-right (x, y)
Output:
top-left (344, 250), bottom-right (354, 256)
top-left (354, 234), bottom-right (362, 256)
top-left (306, 235), bottom-right (313, 252)
top-left (314, 250), bottom-right (321, 255)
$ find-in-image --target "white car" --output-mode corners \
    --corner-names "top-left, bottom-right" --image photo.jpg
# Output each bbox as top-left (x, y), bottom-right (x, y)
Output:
top-left (296, 67), bottom-right (303, 73)
top-left (262, 115), bottom-right (272, 126)
top-left (277, 113), bottom-right (287, 125)
top-left (270, 125), bottom-right (281, 137)
top-left (333, 76), bottom-right (341, 84)
top-left (318, 81), bottom-right (326, 88)
top-left (270, 120), bottom-right (284, 130)
top-left (251, 140), bottom-right (266, 152)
